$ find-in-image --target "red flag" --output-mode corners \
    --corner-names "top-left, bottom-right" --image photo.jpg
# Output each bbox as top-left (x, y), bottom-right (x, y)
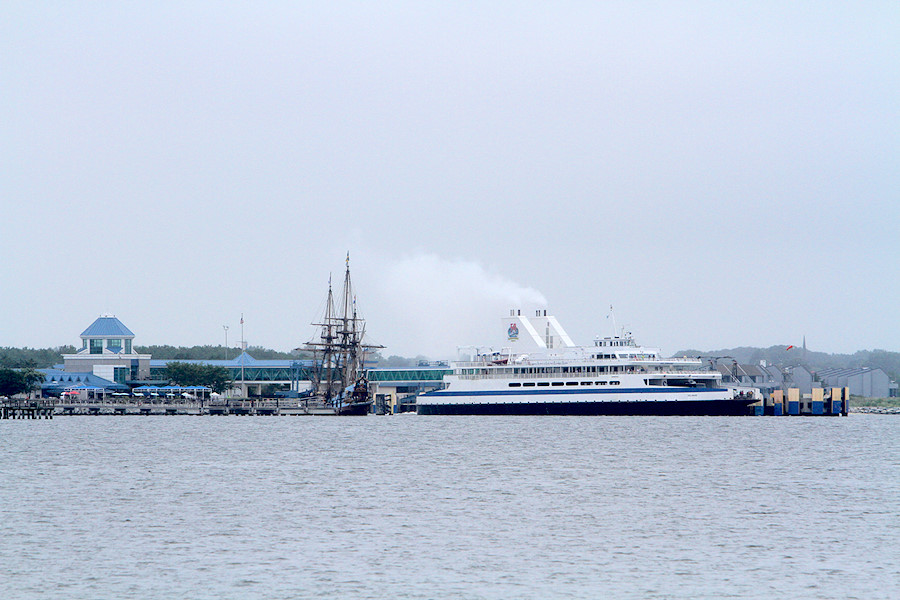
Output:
top-left (786, 345), bottom-right (794, 350)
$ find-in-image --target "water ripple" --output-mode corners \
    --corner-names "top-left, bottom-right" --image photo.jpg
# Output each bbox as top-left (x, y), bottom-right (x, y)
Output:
top-left (1, 415), bottom-right (898, 599)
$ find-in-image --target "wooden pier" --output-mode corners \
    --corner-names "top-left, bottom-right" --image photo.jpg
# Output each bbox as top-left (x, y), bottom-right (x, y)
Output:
top-left (49, 398), bottom-right (354, 416)
top-left (1, 400), bottom-right (54, 419)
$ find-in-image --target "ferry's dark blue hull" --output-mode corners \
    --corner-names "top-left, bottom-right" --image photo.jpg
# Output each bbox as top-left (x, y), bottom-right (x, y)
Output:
top-left (416, 399), bottom-right (757, 416)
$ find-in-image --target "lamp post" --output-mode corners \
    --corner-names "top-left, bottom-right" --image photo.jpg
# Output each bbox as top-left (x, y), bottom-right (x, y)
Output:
top-left (223, 325), bottom-right (229, 360)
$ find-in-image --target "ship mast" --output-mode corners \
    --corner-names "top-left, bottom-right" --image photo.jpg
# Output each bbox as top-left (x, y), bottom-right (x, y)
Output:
top-left (305, 253), bottom-right (382, 405)
top-left (339, 252), bottom-right (356, 390)
top-left (309, 274), bottom-right (340, 402)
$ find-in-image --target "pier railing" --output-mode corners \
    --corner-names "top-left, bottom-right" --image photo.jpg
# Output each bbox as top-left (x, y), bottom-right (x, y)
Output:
top-left (1, 399), bottom-right (56, 419)
top-left (454, 356), bottom-right (703, 369)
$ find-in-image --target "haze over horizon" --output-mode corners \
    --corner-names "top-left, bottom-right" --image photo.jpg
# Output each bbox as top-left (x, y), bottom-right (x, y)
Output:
top-left (2, 3), bottom-right (898, 359)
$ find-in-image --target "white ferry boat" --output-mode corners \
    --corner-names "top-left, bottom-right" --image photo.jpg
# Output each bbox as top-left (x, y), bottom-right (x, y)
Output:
top-left (416, 309), bottom-right (760, 416)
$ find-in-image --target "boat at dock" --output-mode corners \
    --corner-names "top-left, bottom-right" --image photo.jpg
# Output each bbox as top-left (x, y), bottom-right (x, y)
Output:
top-left (302, 255), bottom-right (382, 416)
top-left (416, 309), bottom-right (760, 416)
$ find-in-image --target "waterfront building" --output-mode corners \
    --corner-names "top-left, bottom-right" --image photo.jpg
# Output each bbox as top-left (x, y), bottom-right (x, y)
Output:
top-left (816, 367), bottom-right (897, 399)
top-left (62, 315), bottom-right (151, 383)
top-left (40, 368), bottom-right (130, 397)
top-left (149, 352), bottom-right (308, 397)
top-left (368, 365), bottom-right (451, 413)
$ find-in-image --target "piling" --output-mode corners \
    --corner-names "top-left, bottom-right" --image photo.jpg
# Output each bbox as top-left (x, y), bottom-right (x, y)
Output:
top-left (769, 390), bottom-right (785, 416)
top-left (1, 400), bottom-right (54, 419)
top-left (827, 387), bottom-right (840, 415)
top-left (811, 388), bottom-right (825, 415)
top-left (786, 388), bottom-right (800, 415)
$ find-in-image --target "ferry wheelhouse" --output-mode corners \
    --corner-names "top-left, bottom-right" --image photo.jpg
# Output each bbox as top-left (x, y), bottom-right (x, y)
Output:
top-left (416, 310), bottom-right (759, 415)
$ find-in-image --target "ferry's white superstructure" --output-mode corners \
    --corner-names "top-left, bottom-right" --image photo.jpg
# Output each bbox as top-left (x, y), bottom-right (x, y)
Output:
top-left (417, 310), bottom-right (759, 416)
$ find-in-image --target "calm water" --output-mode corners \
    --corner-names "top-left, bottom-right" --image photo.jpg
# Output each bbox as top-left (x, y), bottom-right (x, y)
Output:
top-left (1, 415), bottom-right (898, 599)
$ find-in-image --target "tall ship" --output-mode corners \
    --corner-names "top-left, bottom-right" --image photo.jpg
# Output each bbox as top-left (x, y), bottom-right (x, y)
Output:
top-left (303, 255), bottom-right (382, 415)
top-left (416, 309), bottom-right (760, 416)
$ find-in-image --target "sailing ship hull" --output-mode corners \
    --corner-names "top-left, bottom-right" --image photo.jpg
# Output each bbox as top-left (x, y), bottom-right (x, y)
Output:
top-left (336, 401), bottom-right (374, 416)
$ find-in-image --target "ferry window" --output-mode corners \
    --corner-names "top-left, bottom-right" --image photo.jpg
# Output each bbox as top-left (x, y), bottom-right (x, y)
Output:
top-left (580, 381), bottom-right (592, 386)
top-left (565, 381), bottom-right (578, 386)
top-left (523, 382), bottom-right (535, 387)
top-left (537, 382), bottom-right (549, 387)
top-left (551, 382), bottom-right (564, 386)
top-left (597, 381), bottom-right (606, 385)
top-left (611, 380), bottom-right (620, 385)
top-left (509, 382), bottom-right (521, 387)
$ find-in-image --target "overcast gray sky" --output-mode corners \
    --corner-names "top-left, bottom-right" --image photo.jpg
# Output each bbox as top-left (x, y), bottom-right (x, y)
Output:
top-left (2, 2), bottom-right (898, 358)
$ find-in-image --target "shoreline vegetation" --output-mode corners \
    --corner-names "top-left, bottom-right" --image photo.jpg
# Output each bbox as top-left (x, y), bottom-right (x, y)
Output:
top-left (850, 397), bottom-right (900, 409)
top-left (0, 345), bottom-right (427, 369)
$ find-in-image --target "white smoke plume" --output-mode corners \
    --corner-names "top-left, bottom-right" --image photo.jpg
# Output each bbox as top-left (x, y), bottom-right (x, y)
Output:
top-left (369, 254), bottom-right (547, 359)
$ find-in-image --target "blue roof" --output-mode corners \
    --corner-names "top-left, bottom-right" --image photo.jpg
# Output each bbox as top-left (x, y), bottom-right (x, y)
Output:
top-left (149, 352), bottom-right (312, 369)
top-left (81, 316), bottom-right (134, 338)
top-left (38, 368), bottom-right (129, 391)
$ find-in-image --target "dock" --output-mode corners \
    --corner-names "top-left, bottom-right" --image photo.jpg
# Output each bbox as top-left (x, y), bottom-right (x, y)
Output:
top-left (749, 387), bottom-right (850, 416)
top-left (1, 399), bottom-right (55, 419)
top-left (49, 398), bottom-right (351, 416)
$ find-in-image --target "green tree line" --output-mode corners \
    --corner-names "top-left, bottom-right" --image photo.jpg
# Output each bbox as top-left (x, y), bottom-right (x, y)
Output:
top-left (0, 368), bottom-right (45, 397)
top-left (0, 346), bottom-right (77, 369)
top-left (0, 345), bottom-right (308, 368)
top-left (162, 362), bottom-right (232, 394)
top-left (135, 345), bottom-right (308, 360)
